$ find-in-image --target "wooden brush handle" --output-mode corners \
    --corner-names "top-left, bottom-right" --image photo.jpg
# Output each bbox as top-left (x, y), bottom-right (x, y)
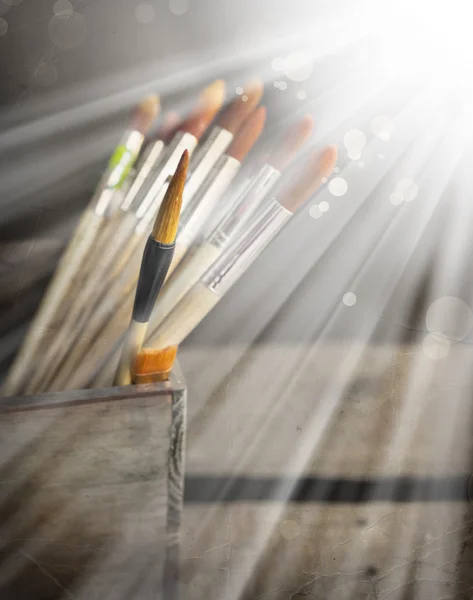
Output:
top-left (91, 347), bottom-right (121, 388)
top-left (2, 209), bottom-right (103, 396)
top-left (90, 244), bottom-right (196, 390)
top-left (29, 221), bottom-right (141, 394)
top-left (163, 242), bottom-right (188, 281)
top-left (24, 215), bottom-right (125, 393)
top-left (48, 253), bottom-right (142, 392)
top-left (146, 281), bottom-right (220, 350)
top-left (51, 223), bottom-right (154, 391)
top-left (115, 321), bottom-right (148, 386)
top-left (148, 241), bottom-right (221, 336)
top-left (59, 287), bottom-right (135, 391)
top-left (84, 243), bottom-right (218, 389)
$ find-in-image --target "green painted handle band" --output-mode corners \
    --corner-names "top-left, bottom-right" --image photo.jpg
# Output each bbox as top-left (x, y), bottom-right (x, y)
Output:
top-left (106, 144), bottom-right (140, 190)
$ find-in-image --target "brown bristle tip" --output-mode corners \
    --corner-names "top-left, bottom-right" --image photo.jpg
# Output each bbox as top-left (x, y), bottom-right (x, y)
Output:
top-left (218, 77), bottom-right (265, 133)
top-left (269, 114), bottom-right (315, 171)
top-left (181, 80), bottom-right (226, 139)
top-left (133, 95), bottom-right (160, 134)
top-left (152, 150), bottom-right (189, 243)
top-left (227, 106), bottom-right (267, 161)
top-left (133, 346), bottom-right (178, 377)
top-left (281, 145), bottom-right (338, 212)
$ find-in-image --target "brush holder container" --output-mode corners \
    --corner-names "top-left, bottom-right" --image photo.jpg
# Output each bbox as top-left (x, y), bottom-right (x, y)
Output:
top-left (0, 364), bottom-right (187, 600)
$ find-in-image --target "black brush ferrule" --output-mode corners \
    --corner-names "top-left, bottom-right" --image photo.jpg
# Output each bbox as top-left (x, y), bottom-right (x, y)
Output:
top-left (132, 236), bottom-right (175, 323)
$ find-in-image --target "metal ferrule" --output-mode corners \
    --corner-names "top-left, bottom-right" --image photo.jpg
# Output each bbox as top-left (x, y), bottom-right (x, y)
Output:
top-left (134, 131), bottom-right (198, 221)
top-left (207, 163), bottom-right (281, 250)
top-left (202, 196), bottom-right (291, 296)
top-left (120, 140), bottom-right (165, 212)
top-left (93, 129), bottom-right (145, 216)
top-left (177, 155), bottom-right (241, 248)
top-left (202, 175), bottom-right (254, 238)
top-left (182, 126), bottom-right (234, 212)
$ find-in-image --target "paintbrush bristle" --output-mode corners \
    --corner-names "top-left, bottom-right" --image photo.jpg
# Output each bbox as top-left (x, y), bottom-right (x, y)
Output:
top-left (280, 145), bottom-right (338, 213)
top-left (218, 77), bottom-right (264, 134)
top-left (132, 94), bottom-right (160, 135)
top-left (152, 150), bottom-right (189, 244)
top-left (157, 111), bottom-right (181, 142)
top-left (226, 106), bottom-right (267, 162)
top-left (269, 115), bottom-right (315, 171)
top-left (180, 79), bottom-right (226, 140)
top-left (132, 345), bottom-right (178, 383)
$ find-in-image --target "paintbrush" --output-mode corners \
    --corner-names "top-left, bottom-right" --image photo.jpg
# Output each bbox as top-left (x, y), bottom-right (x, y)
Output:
top-left (169, 105), bottom-right (267, 274)
top-left (118, 138), bottom-right (167, 214)
top-left (28, 83), bottom-right (225, 393)
top-left (79, 113), bottom-right (310, 390)
top-left (57, 135), bottom-right (167, 308)
top-left (201, 114), bottom-right (313, 238)
top-left (181, 78), bottom-right (264, 211)
top-left (47, 258), bottom-right (142, 392)
top-left (114, 149), bottom-right (189, 386)
top-left (132, 345), bottom-right (178, 384)
top-left (77, 121), bottom-right (171, 273)
top-left (107, 118), bottom-right (171, 217)
top-left (145, 78), bottom-right (263, 229)
top-left (2, 94), bottom-right (160, 396)
top-left (101, 82), bottom-right (225, 271)
top-left (143, 146), bottom-right (338, 355)
top-left (124, 80), bottom-right (225, 225)
top-left (28, 135), bottom-right (165, 393)
top-left (156, 111), bottom-right (181, 143)
top-left (52, 106), bottom-right (267, 391)
top-left (48, 105), bottom-right (300, 389)
top-left (147, 115), bottom-right (315, 332)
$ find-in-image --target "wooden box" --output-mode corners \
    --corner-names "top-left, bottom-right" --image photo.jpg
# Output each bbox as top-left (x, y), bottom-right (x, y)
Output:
top-left (0, 366), bottom-right (187, 600)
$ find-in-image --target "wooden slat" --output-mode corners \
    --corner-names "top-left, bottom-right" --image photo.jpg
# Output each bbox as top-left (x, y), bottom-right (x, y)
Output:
top-left (0, 371), bottom-right (187, 600)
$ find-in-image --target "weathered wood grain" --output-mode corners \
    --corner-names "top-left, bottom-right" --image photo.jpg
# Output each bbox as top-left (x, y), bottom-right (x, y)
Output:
top-left (0, 372), bottom-right (187, 600)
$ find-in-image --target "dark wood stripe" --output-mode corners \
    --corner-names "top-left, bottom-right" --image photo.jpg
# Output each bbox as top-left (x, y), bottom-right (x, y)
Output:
top-left (164, 386), bottom-right (187, 600)
top-left (184, 474), bottom-right (473, 503)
